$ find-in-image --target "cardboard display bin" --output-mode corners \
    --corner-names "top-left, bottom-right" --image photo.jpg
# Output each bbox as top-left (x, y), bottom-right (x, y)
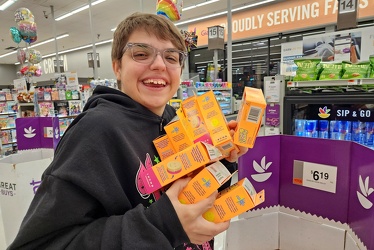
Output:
top-left (229, 135), bottom-right (374, 250)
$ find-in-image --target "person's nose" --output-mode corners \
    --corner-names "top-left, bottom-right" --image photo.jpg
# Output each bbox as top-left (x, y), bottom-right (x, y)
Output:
top-left (150, 52), bottom-right (167, 70)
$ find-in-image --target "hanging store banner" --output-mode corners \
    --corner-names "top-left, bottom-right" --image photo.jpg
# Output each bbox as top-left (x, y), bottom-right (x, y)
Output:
top-left (188, 0), bottom-right (373, 47)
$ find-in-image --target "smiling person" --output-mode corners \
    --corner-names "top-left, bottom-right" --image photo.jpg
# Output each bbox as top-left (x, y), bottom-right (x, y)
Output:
top-left (8, 13), bottom-right (247, 250)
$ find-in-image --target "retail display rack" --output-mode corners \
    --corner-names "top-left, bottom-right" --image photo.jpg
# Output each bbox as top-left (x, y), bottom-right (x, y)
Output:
top-left (181, 81), bottom-right (234, 115)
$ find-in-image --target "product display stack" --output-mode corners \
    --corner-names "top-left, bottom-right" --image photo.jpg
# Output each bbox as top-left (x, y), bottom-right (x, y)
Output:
top-left (139, 87), bottom-right (267, 223)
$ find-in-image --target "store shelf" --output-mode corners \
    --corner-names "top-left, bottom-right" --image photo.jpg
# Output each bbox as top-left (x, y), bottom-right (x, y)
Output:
top-left (192, 87), bottom-right (233, 115)
top-left (287, 79), bottom-right (374, 88)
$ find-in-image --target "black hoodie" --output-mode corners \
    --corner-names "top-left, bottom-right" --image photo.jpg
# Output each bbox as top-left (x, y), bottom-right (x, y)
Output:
top-left (8, 86), bottom-right (190, 249)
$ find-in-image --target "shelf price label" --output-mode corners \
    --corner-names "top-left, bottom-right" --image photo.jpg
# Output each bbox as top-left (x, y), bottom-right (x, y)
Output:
top-left (44, 127), bottom-right (53, 138)
top-left (293, 160), bottom-right (337, 193)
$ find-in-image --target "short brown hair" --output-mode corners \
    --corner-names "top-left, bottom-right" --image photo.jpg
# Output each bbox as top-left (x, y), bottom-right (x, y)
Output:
top-left (111, 12), bottom-right (186, 66)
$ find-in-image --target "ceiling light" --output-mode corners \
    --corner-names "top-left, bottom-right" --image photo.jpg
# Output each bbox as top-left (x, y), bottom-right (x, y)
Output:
top-left (55, 0), bottom-right (106, 21)
top-left (0, 0), bottom-right (17, 11)
top-left (29, 34), bottom-right (69, 48)
top-left (176, 11), bottom-right (226, 26)
top-left (111, 0), bottom-right (222, 31)
top-left (233, 0), bottom-right (275, 12)
top-left (42, 39), bottom-right (113, 58)
top-left (183, 0), bottom-right (219, 11)
top-left (175, 0), bottom-right (275, 26)
top-left (0, 34), bottom-right (69, 60)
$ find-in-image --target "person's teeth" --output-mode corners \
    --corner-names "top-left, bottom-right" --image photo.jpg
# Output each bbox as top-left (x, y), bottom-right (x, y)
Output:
top-left (144, 79), bottom-right (165, 85)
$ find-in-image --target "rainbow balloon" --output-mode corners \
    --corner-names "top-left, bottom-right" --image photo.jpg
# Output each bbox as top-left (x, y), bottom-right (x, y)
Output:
top-left (156, 0), bottom-right (183, 22)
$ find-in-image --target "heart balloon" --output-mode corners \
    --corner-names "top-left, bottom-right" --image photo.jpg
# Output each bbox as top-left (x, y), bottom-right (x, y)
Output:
top-left (17, 48), bottom-right (26, 64)
top-left (9, 27), bottom-right (22, 44)
top-left (14, 8), bottom-right (34, 23)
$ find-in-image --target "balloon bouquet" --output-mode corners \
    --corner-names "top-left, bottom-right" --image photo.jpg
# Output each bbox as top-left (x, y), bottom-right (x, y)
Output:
top-left (156, 0), bottom-right (198, 51)
top-left (10, 7), bottom-right (43, 92)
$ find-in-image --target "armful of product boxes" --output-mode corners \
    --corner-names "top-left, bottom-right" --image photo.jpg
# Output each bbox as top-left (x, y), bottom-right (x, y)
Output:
top-left (138, 87), bottom-right (266, 222)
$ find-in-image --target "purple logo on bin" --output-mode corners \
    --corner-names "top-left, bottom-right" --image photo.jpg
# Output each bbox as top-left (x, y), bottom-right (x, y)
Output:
top-left (16, 117), bottom-right (41, 150)
top-left (16, 117), bottom-right (60, 150)
top-left (357, 175), bottom-right (374, 209)
top-left (251, 156), bottom-right (273, 182)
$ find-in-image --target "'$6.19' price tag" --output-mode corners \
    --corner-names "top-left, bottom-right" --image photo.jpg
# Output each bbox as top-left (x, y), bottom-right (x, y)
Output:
top-left (293, 160), bottom-right (337, 193)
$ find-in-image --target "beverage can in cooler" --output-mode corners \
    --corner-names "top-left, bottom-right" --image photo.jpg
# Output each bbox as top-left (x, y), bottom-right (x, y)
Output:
top-left (366, 122), bottom-right (374, 146)
top-left (318, 120), bottom-right (329, 139)
top-left (295, 119), bottom-right (306, 137)
top-left (352, 121), bottom-right (366, 145)
top-left (305, 120), bottom-right (318, 138)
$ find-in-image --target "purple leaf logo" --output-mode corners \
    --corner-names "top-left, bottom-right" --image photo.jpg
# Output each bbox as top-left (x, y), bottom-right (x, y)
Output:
top-left (357, 175), bottom-right (373, 209)
top-left (251, 156), bottom-right (272, 182)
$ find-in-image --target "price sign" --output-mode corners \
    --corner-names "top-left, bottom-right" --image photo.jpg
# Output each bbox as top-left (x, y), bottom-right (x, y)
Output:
top-left (44, 127), bottom-right (53, 138)
top-left (339, 0), bottom-right (357, 14)
top-left (293, 160), bottom-right (337, 193)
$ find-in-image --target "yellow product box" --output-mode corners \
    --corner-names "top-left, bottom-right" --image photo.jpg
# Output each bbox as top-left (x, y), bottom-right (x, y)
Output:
top-left (164, 117), bottom-right (194, 152)
top-left (203, 177), bottom-right (265, 223)
top-left (180, 96), bottom-right (213, 145)
top-left (178, 161), bottom-right (235, 204)
top-left (153, 135), bottom-right (176, 161)
top-left (138, 142), bottom-right (222, 194)
top-left (234, 87), bottom-right (266, 148)
top-left (197, 90), bottom-right (239, 157)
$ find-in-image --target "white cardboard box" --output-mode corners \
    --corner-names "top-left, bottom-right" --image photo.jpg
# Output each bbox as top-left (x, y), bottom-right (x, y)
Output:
top-left (0, 149), bottom-right (53, 247)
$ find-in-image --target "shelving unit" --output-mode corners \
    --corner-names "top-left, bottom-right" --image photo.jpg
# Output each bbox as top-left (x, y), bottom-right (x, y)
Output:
top-left (191, 87), bottom-right (233, 115)
top-left (287, 78), bottom-right (374, 88)
top-left (18, 102), bottom-right (35, 117)
top-left (0, 108), bottom-right (18, 156)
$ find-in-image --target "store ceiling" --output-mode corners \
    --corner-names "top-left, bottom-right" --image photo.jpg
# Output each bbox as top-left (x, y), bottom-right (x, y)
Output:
top-left (0, 0), bottom-right (269, 65)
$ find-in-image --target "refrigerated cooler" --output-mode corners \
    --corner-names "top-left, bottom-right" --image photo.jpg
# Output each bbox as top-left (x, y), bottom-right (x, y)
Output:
top-left (283, 92), bottom-right (374, 148)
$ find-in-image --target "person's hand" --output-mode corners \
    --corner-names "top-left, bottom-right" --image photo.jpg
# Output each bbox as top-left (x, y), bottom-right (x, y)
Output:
top-left (166, 178), bottom-right (230, 245)
top-left (226, 120), bottom-right (248, 162)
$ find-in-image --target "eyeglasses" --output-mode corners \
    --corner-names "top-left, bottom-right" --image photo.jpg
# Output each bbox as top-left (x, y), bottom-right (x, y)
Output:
top-left (123, 43), bottom-right (187, 68)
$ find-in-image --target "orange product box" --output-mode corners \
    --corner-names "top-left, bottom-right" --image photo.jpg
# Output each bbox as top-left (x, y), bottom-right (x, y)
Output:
top-left (153, 135), bottom-right (176, 161)
top-left (138, 142), bottom-right (222, 194)
top-left (178, 161), bottom-right (235, 204)
top-left (197, 90), bottom-right (239, 157)
top-left (202, 177), bottom-right (265, 223)
top-left (179, 95), bottom-right (213, 145)
top-left (234, 87), bottom-right (266, 148)
top-left (164, 117), bottom-right (194, 152)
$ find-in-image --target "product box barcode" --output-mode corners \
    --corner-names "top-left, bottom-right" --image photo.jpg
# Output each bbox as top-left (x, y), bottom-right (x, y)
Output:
top-left (247, 106), bottom-right (262, 123)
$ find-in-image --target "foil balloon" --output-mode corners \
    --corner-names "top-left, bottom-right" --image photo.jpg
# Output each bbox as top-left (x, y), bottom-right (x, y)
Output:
top-left (28, 49), bottom-right (42, 64)
top-left (27, 35), bottom-right (37, 44)
top-left (20, 66), bottom-right (29, 76)
top-left (35, 68), bottom-right (42, 77)
top-left (14, 8), bottom-right (34, 23)
top-left (9, 27), bottom-right (22, 44)
top-left (180, 29), bottom-right (198, 52)
top-left (17, 48), bottom-right (26, 64)
top-left (156, 0), bottom-right (182, 22)
top-left (18, 20), bottom-right (37, 43)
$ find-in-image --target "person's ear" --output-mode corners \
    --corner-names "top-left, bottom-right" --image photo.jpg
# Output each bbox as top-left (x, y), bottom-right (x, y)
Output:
top-left (112, 60), bottom-right (121, 80)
